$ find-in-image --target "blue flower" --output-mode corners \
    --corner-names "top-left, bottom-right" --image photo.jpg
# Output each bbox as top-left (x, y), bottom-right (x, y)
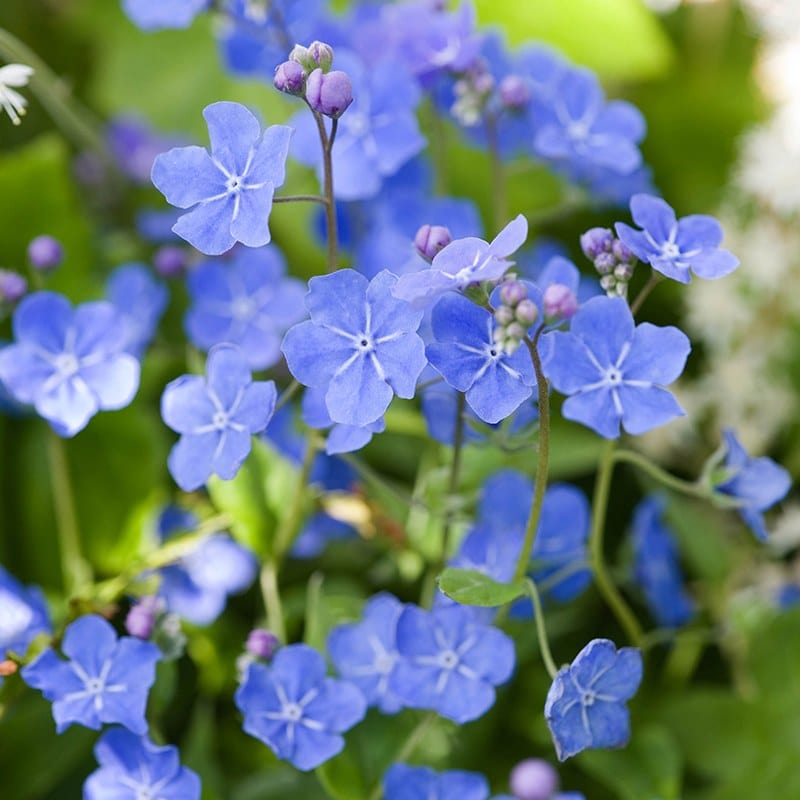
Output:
top-left (543, 296), bottom-right (690, 438)
top-left (122, 0), bottom-right (209, 31)
top-left (151, 102), bottom-right (292, 255)
top-left (289, 50), bottom-right (425, 200)
top-left (328, 593), bottom-right (405, 714)
top-left (21, 614), bottom-right (160, 734)
top-left (185, 245), bottom-right (306, 370)
top-left (0, 565), bottom-right (50, 658)
top-left (631, 497), bottom-right (695, 628)
top-left (615, 194), bottom-right (739, 283)
top-left (291, 511), bottom-right (357, 558)
top-left (426, 293), bottom-right (536, 424)
top-left (281, 270), bottom-right (426, 427)
top-left (544, 638), bottom-right (642, 761)
top-left (0, 291), bottom-right (140, 436)
top-left (161, 344), bottom-right (277, 491)
top-left (105, 263), bottom-right (169, 357)
top-left (393, 215), bottom-right (528, 308)
top-left (84, 727), bottom-right (201, 800)
top-left (383, 763), bottom-right (489, 800)
top-left (392, 604), bottom-right (515, 723)
top-left (715, 428), bottom-right (791, 541)
top-left (235, 643), bottom-right (367, 770)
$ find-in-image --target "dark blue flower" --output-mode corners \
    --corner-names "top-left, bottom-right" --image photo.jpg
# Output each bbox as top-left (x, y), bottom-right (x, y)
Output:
top-left (281, 270), bottom-right (426, 427)
top-left (84, 727), bottom-right (201, 800)
top-left (631, 497), bottom-right (695, 628)
top-left (185, 245), bottom-right (305, 370)
top-left (392, 604), bottom-right (515, 723)
top-left (545, 638), bottom-right (642, 761)
top-left (715, 428), bottom-right (791, 541)
top-left (383, 763), bottom-right (489, 800)
top-left (151, 102), bottom-right (292, 255)
top-left (426, 293), bottom-right (536, 424)
top-left (0, 565), bottom-right (50, 658)
top-left (161, 344), bottom-right (277, 491)
top-left (615, 194), bottom-right (739, 283)
top-left (21, 614), bottom-right (160, 734)
top-left (543, 296), bottom-right (690, 438)
top-left (122, 0), bottom-right (209, 31)
top-left (235, 643), bottom-right (367, 770)
top-left (0, 291), bottom-right (140, 436)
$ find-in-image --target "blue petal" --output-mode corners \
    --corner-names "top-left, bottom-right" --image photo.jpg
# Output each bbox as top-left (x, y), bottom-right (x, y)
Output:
top-left (269, 644), bottom-right (327, 702)
top-left (689, 248), bottom-right (739, 280)
top-left (168, 432), bottom-right (218, 491)
top-left (488, 214), bottom-right (528, 257)
top-left (212, 428), bottom-right (253, 480)
top-left (622, 323), bottom-right (690, 385)
top-left (13, 291), bottom-right (72, 354)
top-left (36, 377), bottom-right (98, 437)
top-left (231, 380), bottom-right (276, 433)
top-left (247, 124), bottom-right (293, 188)
top-left (562, 387), bottom-right (621, 439)
top-left (618, 384), bottom-right (685, 435)
top-left (543, 332), bottom-right (602, 394)
top-left (629, 194), bottom-right (676, 244)
top-left (306, 270), bottom-right (368, 333)
top-left (304, 677), bottom-right (367, 733)
top-left (570, 296), bottom-right (633, 369)
top-left (326, 353), bottom-right (393, 426)
top-left (465, 361), bottom-right (534, 424)
top-left (81, 355), bottom-right (140, 410)
top-left (229, 185), bottom-right (274, 248)
top-left (151, 145), bottom-right (225, 208)
top-left (62, 615), bottom-right (117, 673)
top-left (203, 101), bottom-right (260, 174)
top-left (0, 345), bottom-right (54, 404)
top-left (282, 321), bottom-right (355, 387)
top-left (206, 344), bottom-right (252, 411)
top-left (161, 375), bottom-right (215, 434)
top-left (290, 727), bottom-right (345, 771)
top-left (173, 195), bottom-right (236, 256)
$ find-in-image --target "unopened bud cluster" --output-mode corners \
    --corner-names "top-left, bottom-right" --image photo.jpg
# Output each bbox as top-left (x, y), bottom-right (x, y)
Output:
top-left (580, 226), bottom-right (636, 298)
top-left (493, 278), bottom-right (538, 355)
top-left (274, 41), bottom-right (353, 119)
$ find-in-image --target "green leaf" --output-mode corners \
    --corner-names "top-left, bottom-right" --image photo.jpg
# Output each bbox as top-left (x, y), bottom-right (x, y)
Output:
top-left (474, 0), bottom-right (674, 81)
top-left (438, 568), bottom-right (526, 607)
top-left (315, 747), bottom-right (365, 800)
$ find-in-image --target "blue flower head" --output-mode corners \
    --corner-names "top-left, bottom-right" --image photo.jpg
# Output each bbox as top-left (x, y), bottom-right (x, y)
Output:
top-left (281, 269), bottom-right (427, 427)
top-left (545, 638), bottom-right (642, 761)
top-left (0, 291), bottom-right (141, 436)
top-left (185, 245), bottom-right (306, 370)
top-left (0, 565), bottom-right (50, 658)
top-left (21, 614), bottom-right (160, 734)
top-left (393, 215), bottom-right (528, 308)
top-left (392, 604), bottom-right (515, 723)
top-left (383, 763), bottom-right (489, 800)
top-left (161, 344), bottom-right (277, 491)
top-left (151, 102), bottom-right (292, 255)
top-left (122, 0), bottom-right (209, 31)
top-left (235, 643), bottom-right (367, 770)
top-left (631, 497), bottom-right (695, 628)
top-left (715, 428), bottom-right (791, 541)
top-left (84, 726), bottom-right (201, 800)
top-left (615, 194), bottom-right (739, 284)
top-left (543, 295), bottom-right (690, 438)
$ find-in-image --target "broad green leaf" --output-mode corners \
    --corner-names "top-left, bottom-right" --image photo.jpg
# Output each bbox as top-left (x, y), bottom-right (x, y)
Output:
top-left (438, 567), bottom-right (526, 607)
top-left (315, 746), bottom-right (365, 800)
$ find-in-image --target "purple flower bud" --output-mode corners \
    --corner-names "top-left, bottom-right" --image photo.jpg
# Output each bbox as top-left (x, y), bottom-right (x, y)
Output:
top-left (580, 227), bottom-right (613, 260)
top-left (308, 41), bottom-right (334, 72)
top-left (499, 75), bottom-right (531, 110)
top-left (246, 628), bottom-right (279, 660)
top-left (543, 283), bottom-right (578, 320)
top-left (509, 758), bottom-right (559, 800)
top-left (289, 44), bottom-right (314, 71)
top-left (125, 595), bottom-right (162, 640)
top-left (500, 279), bottom-right (527, 307)
top-left (414, 224), bottom-right (452, 262)
top-left (612, 237), bottom-right (634, 263)
top-left (0, 270), bottom-right (27, 304)
top-left (153, 245), bottom-right (188, 278)
top-left (494, 305), bottom-right (515, 326)
top-left (594, 252), bottom-right (616, 276)
top-left (306, 68), bottom-right (354, 119)
top-left (27, 235), bottom-right (64, 272)
top-left (274, 60), bottom-right (306, 96)
top-left (514, 298), bottom-right (539, 326)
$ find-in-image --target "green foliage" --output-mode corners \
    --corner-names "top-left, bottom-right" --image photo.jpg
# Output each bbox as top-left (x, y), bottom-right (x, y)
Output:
top-left (438, 567), bottom-right (526, 607)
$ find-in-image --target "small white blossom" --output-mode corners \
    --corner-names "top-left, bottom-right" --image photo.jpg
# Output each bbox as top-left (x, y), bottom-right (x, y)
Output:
top-left (0, 63), bottom-right (34, 126)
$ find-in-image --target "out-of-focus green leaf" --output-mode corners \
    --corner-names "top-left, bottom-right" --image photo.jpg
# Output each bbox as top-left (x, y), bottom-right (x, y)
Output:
top-left (439, 567), bottom-right (526, 607)
top-left (315, 745), bottom-right (365, 800)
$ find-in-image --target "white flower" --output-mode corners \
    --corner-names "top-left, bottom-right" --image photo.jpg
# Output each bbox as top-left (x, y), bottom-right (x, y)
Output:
top-left (0, 63), bottom-right (34, 126)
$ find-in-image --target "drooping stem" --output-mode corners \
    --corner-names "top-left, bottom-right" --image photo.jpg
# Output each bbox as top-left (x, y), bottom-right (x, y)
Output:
top-left (47, 431), bottom-right (91, 595)
top-left (260, 561), bottom-right (286, 644)
top-left (629, 271), bottom-right (662, 316)
top-left (526, 578), bottom-right (558, 679)
top-left (590, 439), bottom-right (643, 646)
top-left (485, 113), bottom-right (507, 233)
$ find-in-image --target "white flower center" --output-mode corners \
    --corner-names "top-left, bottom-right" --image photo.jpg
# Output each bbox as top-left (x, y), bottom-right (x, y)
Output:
top-left (212, 411), bottom-right (229, 430)
top-left (232, 297), bottom-right (257, 321)
top-left (346, 112), bottom-right (370, 138)
top-left (661, 241), bottom-right (681, 259)
top-left (605, 367), bottom-right (623, 385)
top-left (568, 120), bottom-right (590, 141)
top-left (438, 650), bottom-right (459, 670)
top-left (226, 175), bottom-right (243, 193)
top-left (374, 651), bottom-right (396, 674)
top-left (54, 352), bottom-right (80, 378)
top-left (283, 702), bottom-right (303, 722)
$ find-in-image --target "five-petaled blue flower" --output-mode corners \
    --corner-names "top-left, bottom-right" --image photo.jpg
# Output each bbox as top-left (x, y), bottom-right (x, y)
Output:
top-left (543, 295), bottom-right (690, 438)
top-left (122, 0), bottom-right (209, 31)
top-left (392, 604), bottom-right (515, 723)
top-left (615, 194), bottom-right (739, 284)
top-left (235, 643), bottom-right (367, 771)
top-left (393, 215), bottom-right (528, 308)
top-left (281, 269), bottom-right (426, 427)
top-left (0, 565), bottom-right (50, 660)
top-left (161, 344), bottom-right (277, 491)
top-left (21, 614), bottom-right (160, 734)
top-left (715, 428), bottom-right (791, 541)
top-left (544, 638), bottom-right (642, 761)
top-left (0, 291), bottom-right (141, 437)
top-left (151, 101), bottom-right (292, 255)
top-left (426, 293), bottom-right (536, 424)
top-left (185, 245), bottom-right (306, 369)
top-left (383, 763), bottom-right (490, 800)
top-left (328, 593), bottom-right (405, 714)
top-left (84, 726), bottom-right (201, 800)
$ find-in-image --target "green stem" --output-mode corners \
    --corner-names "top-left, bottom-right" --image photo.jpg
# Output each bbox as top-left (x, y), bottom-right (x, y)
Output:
top-left (0, 28), bottom-right (104, 153)
top-left (273, 194), bottom-right (328, 205)
top-left (525, 578), bottom-right (558, 678)
top-left (47, 431), bottom-right (91, 595)
top-left (486, 113), bottom-right (507, 233)
top-left (337, 452), bottom-right (420, 510)
top-left (260, 561), bottom-right (286, 644)
top-left (590, 439), bottom-right (643, 646)
top-left (274, 379), bottom-right (300, 412)
top-left (629, 271), bottom-right (662, 316)
top-left (309, 107), bottom-right (339, 273)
